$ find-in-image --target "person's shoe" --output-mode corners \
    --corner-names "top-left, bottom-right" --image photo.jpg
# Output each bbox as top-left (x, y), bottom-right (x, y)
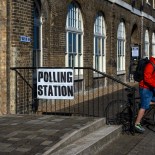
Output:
top-left (135, 123), bottom-right (145, 133)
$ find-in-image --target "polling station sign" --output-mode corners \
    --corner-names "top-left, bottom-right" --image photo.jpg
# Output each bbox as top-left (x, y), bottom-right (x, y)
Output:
top-left (37, 69), bottom-right (74, 99)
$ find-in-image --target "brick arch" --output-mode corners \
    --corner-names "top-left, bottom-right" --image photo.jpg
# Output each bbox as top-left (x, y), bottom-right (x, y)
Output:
top-left (34, 0), bottom-right (49, 19)
top-left (131, 23), bottom-right (140, 45)
top-left (40, 0), bottom-right (50, 20)
top-left (34, 0), bottom-right (41, 14)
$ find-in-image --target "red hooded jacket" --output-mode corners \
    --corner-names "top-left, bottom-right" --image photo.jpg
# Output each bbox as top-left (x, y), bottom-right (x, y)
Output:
top-left (139, 56), bottom-right (155, 89)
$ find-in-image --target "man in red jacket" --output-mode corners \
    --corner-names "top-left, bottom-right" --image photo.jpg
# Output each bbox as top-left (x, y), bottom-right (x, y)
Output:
top-left (135, 56), bottom-right (155, 133)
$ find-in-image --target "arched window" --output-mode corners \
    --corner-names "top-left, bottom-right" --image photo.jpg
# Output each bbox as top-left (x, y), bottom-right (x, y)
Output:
top-left (66, 2), bottom-right (83, 74)
top-left (152, 33), bottom-right (155, 56)
top-left (93, 12), bottom-right (106, 72)
top-left (117, 22), bottom-right (126, 73)
top-left (144, 30), bottom-right (149, 58)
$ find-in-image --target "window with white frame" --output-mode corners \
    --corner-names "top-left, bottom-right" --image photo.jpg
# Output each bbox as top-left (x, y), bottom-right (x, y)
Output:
top-left (117, 22), bottom-right (126, 73)
top-left (66, 2), bottom-right (83, 74)
top-left (152, 33), bottom-right (155, 56)
top-left (93, 12), bottom-right (106, 73)
top-left (153, 0), bottom-right (155, 9)
top-left (144, 30), bottom-right (149, 58)
top-left (146, 0), bottom-right (151, 5)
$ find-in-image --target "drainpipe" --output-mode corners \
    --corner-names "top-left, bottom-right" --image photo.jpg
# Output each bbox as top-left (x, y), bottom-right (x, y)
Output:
top-left (40, 15), bottom-right (43, 67)
top-left (141, 0), bottom-right (144, 58)
top-left (7, 0), bottom-right (11, 114)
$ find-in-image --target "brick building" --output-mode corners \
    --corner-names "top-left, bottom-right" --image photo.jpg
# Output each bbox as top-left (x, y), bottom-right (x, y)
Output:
top-left (0, 0), bottom-right (155, 115)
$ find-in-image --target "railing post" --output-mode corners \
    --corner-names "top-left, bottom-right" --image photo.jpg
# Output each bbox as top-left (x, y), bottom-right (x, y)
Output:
top-left (131, 88), bottom-right (136, 134)
top-left (15, 70), bottom-right (17, 114)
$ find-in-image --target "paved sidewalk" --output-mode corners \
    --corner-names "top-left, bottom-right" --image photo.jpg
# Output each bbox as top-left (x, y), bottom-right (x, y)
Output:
top-left (97, 124), bottom-right (155, 155)
top-left (0, 114), bottom-right (97, 155)
top-left (0, 114), bottom-right (155, 155)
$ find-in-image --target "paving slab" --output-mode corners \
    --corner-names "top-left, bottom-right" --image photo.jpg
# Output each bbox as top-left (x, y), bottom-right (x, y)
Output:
top-left (0, 114), bottom-right (154, 155)
top-left (0, 114), bottom-right (97, 155)
top-left (97, 125), bottom-right (155, 155)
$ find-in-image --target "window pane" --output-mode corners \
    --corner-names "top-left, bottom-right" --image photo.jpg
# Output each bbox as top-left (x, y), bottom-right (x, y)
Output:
top-left (102, 38), bottom-right (104, 55)
top-left (118, 41), bottom-right (121, 55)
top-left (73, 54), bottom-right (75, 67)
top-left (73, 33), bottom-right (76, 53)
top-left (153, 44), bottom-right (155, 55)
top-left (69, 32), bottom-right (72, 53)
top-left (95, 37), bottom-right (97, 54)
top-left (118, 56), bottom-right (121, 70)
top-left (78, 54), bottom-right (81, 67)
top-left (144, 30), bottom-right (149, 57)
top-left (78, 34), bottom-right (81, 53)
top-left (94, 37), bottom-right (101, 70)
top-left (95, 55), bottom-right (99, 70)
top-left (98, 38), bottom-right (101, 55)
top-left (69, 54), bottom-right (72, 67)
top-left (73, 6), bottom-right (76, 27)
top-left (121, 41), bottom-right (123, 55)
top-left (117, 22), bottom-right (125, 71)
top-left (69, 53), bottom-right (76, 67)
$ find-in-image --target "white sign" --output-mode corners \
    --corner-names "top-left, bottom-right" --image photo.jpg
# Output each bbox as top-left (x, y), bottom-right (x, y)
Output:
top-left (132, 46), bottom-right (139, 57)
top-left (37, 69), bottom-right (74, 99)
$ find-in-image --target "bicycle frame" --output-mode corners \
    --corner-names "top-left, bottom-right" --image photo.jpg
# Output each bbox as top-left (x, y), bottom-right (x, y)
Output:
top-left (105, 87), bottom-right (155, 134)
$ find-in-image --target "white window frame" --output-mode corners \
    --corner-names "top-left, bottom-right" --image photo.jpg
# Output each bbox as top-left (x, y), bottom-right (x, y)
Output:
top-left (146, 0), bottom-right (151, 5)
top-left (152, 33), bottom-right (155, 56)
top-left (117, 22), bottom-right (126, 74)
top-left (144, 30), bottom-right (149, 58)
top-left (153, 0), bottom-right (155, 9)
top-left (93, 12), bottom-right (106, 73)
top-left (66, 2), bottom-right (83, 75)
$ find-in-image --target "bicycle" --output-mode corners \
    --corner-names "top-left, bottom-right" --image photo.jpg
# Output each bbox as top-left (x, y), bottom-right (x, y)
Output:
top-left (105, 87), bottom-right (155, 134)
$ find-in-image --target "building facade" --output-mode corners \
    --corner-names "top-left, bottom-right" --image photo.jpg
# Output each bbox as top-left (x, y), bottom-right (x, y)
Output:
top-left (0, 0), bottom-right (155, 114)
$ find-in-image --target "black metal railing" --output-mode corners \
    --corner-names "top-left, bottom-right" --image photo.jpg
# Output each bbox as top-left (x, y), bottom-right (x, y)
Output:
top-left (10, 67), bottom-right (137, 118)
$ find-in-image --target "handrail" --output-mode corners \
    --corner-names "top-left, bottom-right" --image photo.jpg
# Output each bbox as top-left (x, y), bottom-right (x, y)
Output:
top-left (10, 66), bottom-right (135, 90)
top-left (14, 69), bottom-right (33, 89)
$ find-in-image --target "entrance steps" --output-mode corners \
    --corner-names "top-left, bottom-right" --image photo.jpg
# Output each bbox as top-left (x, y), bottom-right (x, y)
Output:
top-left (43, 118), bottom-right (122, 155)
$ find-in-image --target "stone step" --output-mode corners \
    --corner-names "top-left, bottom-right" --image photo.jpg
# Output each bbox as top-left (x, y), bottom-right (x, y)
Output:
top-left (43, 118), bottom-right (106, 155)
top-left (50, 125), bottom-right (121, 155)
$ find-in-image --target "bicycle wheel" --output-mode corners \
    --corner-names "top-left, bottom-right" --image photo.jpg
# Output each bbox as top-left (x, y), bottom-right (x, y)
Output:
top-left (141, 105), bottom-right (155, 133)
top-left (105, 100), bottom-right (128, 125)
top-left (147, 105), bottom-right (155, 125)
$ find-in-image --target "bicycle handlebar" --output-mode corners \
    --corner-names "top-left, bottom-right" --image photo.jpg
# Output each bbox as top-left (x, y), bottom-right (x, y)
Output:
top-left (125, 87), bottom-right (137, 93)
